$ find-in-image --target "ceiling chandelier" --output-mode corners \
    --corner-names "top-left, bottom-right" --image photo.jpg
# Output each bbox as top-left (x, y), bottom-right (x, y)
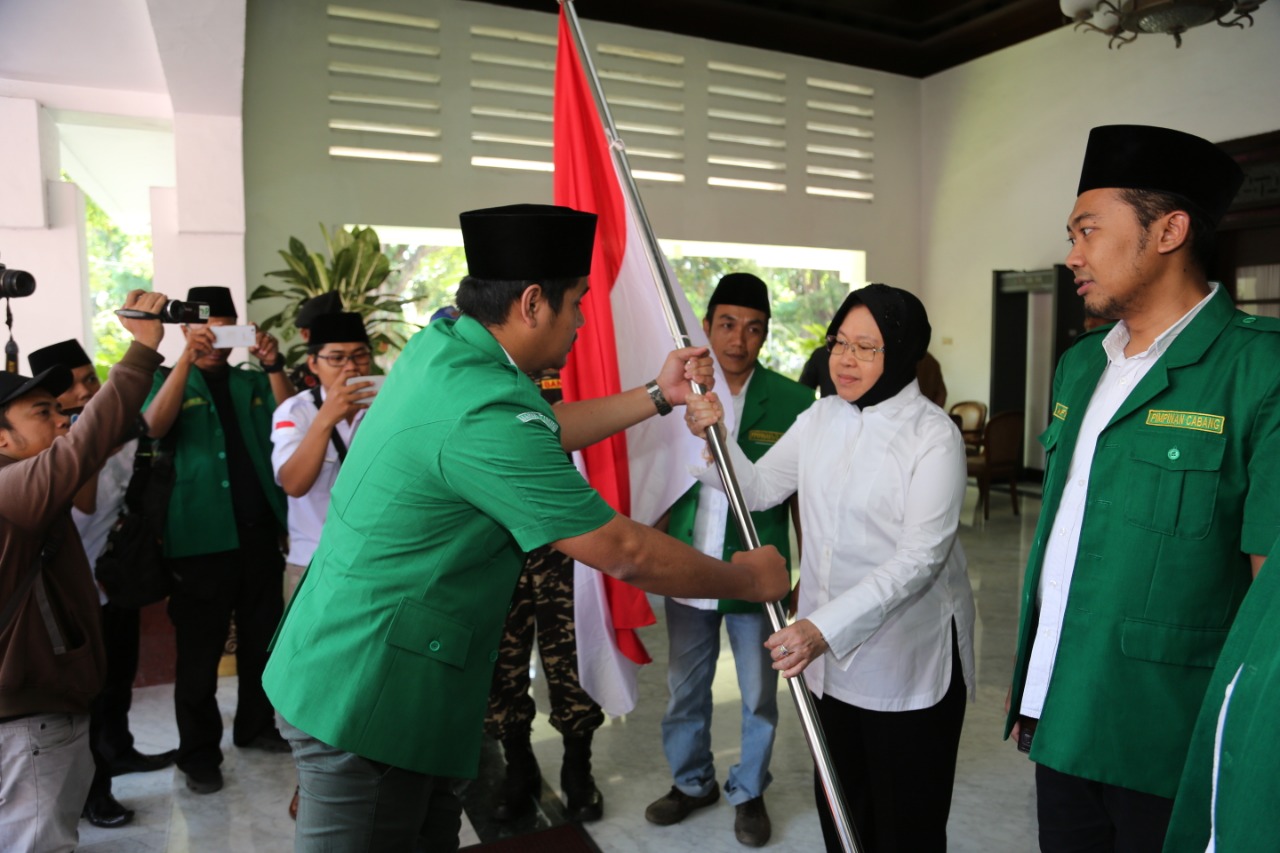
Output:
top-left (1059, 0), bottom-right (1267, 47)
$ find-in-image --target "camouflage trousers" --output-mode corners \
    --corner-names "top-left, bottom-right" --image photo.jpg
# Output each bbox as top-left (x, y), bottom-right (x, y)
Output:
top-left (485, 544), bottom-right (604, 741)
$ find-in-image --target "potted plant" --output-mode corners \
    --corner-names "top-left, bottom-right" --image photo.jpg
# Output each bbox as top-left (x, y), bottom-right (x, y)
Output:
top-left (251, 224), bottom-right (418, 368)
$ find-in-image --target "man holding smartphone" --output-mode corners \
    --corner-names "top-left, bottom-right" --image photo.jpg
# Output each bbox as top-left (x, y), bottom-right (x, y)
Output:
top-left (142, 285), bottom-right (293, 796)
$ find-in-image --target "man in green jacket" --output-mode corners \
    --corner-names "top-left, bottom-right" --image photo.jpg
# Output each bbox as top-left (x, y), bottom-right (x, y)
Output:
top-left (1005, 125), bottom-right (1280, 852)
top-left (143, 286), bottom-right (293, 796)
top-left (644, 273), bottom-right (812, 848)
top-left (263, 204), bottom-right (789, 852)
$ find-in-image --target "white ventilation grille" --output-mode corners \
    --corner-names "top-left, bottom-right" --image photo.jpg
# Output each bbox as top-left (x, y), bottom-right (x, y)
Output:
top-left (325, 4), bottom-right (443, 164)
top-left (323, 3), bottom-right (878, 200)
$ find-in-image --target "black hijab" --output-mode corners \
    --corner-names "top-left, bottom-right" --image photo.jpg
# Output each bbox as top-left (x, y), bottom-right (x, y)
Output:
top-left (826, 284), bottom-right (931, 410)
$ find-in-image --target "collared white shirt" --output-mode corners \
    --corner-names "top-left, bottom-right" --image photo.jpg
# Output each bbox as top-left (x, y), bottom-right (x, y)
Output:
top-left (678, 372), bottom-right (751, 611)
top-left (271, 387), bottom-right (366, 566)
top-left (1021, 285), bottom-right (1218, 718)
top-left (697, 381), bottom-right (975, 711)
top-left (72, 438), bottom-right (138, 605)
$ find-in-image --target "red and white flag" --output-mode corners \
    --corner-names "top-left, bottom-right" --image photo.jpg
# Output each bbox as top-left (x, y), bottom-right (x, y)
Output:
top-left (553, 7), bottom-right (725, 716)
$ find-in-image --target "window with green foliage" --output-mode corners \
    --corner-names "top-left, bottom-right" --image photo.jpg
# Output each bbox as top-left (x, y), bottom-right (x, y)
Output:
top-left (381, 233), bottom-right (858, 381)
top-left (84, 192), bottom-right (154, 381)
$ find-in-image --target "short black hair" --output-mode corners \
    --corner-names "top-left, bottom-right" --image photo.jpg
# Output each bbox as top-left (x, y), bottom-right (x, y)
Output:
top-left (1118, 187), bottom-right (1216, 274)
top-left (455, 276), bottom-right (580, 327)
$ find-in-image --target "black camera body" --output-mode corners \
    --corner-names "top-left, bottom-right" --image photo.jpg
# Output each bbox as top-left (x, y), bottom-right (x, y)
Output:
top-left (0, 262), bottom-right (36, 299)
top-left (158, 300), bottom-right (210, 324)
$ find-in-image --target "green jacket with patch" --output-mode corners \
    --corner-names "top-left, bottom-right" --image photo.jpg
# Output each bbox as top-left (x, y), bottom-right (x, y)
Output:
top-left (144, 365), bottom-right (286, 559)
top-left (1005, 286), bottom-right (1280, 798)
top-left (667, 364), bottom-right (814, 614)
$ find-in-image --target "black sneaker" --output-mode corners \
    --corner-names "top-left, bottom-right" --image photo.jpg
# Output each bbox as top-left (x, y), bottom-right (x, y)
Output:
top-left (184, 766), bottom-right (224, 795)
top-left (734, 796), bottom-right (771, 847)
top-left (644, 785), bottom-right (720, 826)
top-left (109, 747), bottom-right (178, 777)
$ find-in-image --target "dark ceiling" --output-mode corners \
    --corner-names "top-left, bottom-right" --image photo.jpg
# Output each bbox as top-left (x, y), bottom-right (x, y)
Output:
top-left (474, 0), bottom-right (1068, 78)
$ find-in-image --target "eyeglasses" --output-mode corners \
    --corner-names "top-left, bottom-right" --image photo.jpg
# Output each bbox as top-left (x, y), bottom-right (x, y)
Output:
top-left (313, 351), bottom-right (372, 367)
top-left (826, 336), bottom-right (885, 362)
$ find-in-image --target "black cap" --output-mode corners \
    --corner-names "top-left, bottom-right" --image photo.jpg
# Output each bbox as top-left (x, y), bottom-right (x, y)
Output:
top-left (309, 312), bottom-right (369, 347)
top-left (186, 286), bottom-right (237, 320)
top-left (1078, 125), bottom-right (1245, 226)
top-left (459, 204), bottom-right (596, 280)
top-left (0, 366), bottom-right (73, 407)
top-left (296, 291), bottom-right (344, 329)
top-left (707, 272), bottom-right (771, 318)
top-left (28, 339), bottom-right (91, 375)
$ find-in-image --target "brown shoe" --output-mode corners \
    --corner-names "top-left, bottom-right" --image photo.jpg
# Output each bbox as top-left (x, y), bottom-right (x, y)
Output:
top-left (289, 786), bottom-right (299, 821)
top-left (644, 785), bottom-right (720, 826)
top-left (734, 796), bottom-right (771, 847)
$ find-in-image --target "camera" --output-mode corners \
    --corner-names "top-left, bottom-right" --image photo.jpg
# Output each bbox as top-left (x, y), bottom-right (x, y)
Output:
top-left (157, 300), bottom-right (210, 324)
top-left (0, 262), bottom-right (36, 298)
top-left (116, 300), bottom-right (210, 324)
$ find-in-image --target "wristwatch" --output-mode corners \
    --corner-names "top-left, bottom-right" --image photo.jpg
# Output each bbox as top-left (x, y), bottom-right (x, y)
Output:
top-left (262, 357), bottom-right (285, 374)
top-left (645, 380), bottom-right (673, 416)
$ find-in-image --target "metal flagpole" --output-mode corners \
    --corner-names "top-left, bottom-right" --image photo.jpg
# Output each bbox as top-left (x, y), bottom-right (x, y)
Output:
top-left (559, 4), bottom-right (861, 851)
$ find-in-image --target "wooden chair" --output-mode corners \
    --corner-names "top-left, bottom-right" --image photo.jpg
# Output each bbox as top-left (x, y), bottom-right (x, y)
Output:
top-left (949, 401), bottom-right (988, 455)
top-left (967, 410), bottom-right (1024, 520)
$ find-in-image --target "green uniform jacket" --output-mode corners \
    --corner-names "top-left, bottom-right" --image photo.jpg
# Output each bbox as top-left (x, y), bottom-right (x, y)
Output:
top-left (667, 365), bottom-right (813, 613)
top-left (144, 365), bottom-right (286, 559)
top-left (262, 316), bottom-right (614, 779)
top-left (1164, 534), bottom-right (1280, 852)
top-left (1005, 287), bottom-right (1280, 798)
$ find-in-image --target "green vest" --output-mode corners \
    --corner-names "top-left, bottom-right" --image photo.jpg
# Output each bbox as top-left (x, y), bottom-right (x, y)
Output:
top-left (145, 365), bottom-right (286, 559)
top-left (667, 365), bottom-right (814, 613)
top-left (1006, 287), bottom-right (1280, 798)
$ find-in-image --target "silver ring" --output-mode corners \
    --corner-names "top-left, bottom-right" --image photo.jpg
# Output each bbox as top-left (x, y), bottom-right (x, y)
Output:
top-left (778, 645), bottom-right (791, 656)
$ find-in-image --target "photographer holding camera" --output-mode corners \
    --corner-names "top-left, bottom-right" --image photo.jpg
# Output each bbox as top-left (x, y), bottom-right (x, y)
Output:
top-left (0, 289), bottom-right (167, 853)
top-left (141, 285), bottom-right (292, 796)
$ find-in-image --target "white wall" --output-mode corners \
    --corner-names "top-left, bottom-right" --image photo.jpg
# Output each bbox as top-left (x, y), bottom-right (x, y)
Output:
top-left (920, 13), bottom-right (1280, 414)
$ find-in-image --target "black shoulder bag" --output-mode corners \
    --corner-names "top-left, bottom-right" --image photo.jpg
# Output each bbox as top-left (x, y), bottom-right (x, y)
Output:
top-left (94, 418), bottom-right (179, 609)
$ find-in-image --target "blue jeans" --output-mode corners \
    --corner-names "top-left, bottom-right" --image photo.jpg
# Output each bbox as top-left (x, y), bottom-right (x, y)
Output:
top-left (660, 598), bottom-right (778, 805)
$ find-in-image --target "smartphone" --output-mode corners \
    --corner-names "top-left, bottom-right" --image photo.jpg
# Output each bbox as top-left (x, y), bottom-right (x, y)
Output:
top-left (210, 325), bottom-right (258, 349)
top-left (346, 374), bottom-right (385, 404)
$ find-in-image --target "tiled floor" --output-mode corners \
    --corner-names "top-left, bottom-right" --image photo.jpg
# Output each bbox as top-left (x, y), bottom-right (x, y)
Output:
top-left (81, 485), bottom-right (1040, 852)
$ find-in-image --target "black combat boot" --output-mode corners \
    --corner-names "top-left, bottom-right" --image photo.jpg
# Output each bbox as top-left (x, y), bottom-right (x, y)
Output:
top-left (560, 732), bottom-right (603, 822)
top-left (493, 734), bottom-right (541, 821)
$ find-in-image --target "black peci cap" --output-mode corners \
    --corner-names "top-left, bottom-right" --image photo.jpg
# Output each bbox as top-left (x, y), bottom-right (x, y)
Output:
top-left (0, 366), bottom-right (73, 407)
top-left (707, 272), bottom-right (771, 318)
top-left (308, 312), bottom-right (369, 347)
top-left (296, 290), bottom-right (344, 329)
top-left (459, 204), bottom-right (596, 281)
top-left (1077, 125), bottom-right (1245, 226)
top-left (28, 339), bottom-right (91, 375)
top-left (186, 286), bottom-right (237, 320)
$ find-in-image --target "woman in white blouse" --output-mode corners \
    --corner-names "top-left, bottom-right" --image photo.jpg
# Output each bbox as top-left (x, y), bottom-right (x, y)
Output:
top-left (685, 284), bottom-right (975, 853)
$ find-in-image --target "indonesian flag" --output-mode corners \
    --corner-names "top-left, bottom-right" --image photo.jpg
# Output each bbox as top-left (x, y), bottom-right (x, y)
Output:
top-left (553, 7), bottom-right (722, 716)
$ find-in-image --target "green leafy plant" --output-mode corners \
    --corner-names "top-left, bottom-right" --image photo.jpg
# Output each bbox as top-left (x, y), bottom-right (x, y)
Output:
top-left (250, 224), bottom-right (419, 368)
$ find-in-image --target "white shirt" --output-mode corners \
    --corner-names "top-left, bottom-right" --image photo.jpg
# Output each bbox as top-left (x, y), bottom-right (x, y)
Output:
top-left (71, 439), bottom-right (138, 605)
top-left (270, 388), bottom-right (366, 566)
top-left (697, 381), bottom-right (975, 711)
top-left (1020, 285), bottom-right (1217, 718)
top-left (678, 374), bottom-right (750, 611)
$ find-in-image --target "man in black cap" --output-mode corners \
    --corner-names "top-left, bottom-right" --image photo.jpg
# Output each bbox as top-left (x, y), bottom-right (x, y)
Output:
top-left (26, 340), bottom-right (177, 831)
top-left (646, 272), bottom-right (812, 847)
top-left (263, 204), bottom-right (789, 851)
top-left (141, 286), bottom-right (294, 795)
top-left (0, 291), bottom-right (167, 852)
top-left (288, 290), bottom-right (345, 392)
top-left (1004, 126), bottom-right (1280, 851)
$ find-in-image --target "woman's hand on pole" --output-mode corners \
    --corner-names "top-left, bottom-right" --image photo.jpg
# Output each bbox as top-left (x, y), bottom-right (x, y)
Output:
top-left (765, 618), bottom-right (829, 679)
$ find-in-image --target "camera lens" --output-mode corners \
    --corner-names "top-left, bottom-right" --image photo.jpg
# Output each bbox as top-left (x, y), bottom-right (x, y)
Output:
top-left (0, 268), bottom-right (36, 298)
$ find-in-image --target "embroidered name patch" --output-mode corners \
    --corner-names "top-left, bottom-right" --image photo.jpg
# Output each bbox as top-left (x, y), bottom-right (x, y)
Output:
top-left (182, 397), bottom-right (207, 410)
top-left (747, 429), bottom-right (784, 445)
top-left (1053, 403), bottom-right (1068, 421)
top-left (516, 411), bottom-right (560, 433)
top-left (1145, 410), bottom-right (1225, 434)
